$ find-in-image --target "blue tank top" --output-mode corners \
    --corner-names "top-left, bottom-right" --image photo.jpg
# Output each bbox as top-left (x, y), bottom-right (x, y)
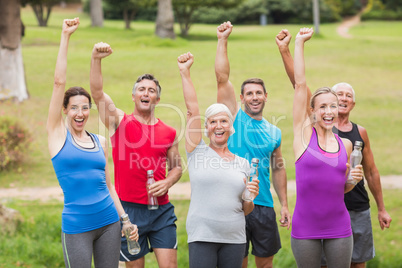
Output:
top-left (51, 130), bottom-right (119, 234)
top-left (228, 109), bottom-right (282, 207)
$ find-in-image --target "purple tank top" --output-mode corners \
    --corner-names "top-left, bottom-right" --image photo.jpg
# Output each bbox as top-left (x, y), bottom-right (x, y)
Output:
top-left (292, 128), bottom-right (352, 239)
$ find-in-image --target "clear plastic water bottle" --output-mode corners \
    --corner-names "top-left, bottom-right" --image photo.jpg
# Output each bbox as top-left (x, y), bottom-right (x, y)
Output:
top-left (121, 214), bottom-right (141, 255)
top-left (147, 170), bottom-right (159, 210)
top-left (347, 141), bottom-right (363, 185)
top-left (242, 158), bottom-right (259, 201)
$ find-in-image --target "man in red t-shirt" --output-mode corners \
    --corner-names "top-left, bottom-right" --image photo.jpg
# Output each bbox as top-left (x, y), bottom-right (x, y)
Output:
top-left (90, 42), bottom-right (182, 268)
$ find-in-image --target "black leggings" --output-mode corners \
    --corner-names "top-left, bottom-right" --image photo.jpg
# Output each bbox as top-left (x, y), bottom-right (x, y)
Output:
top-left (61, 221), bottom-right (121, 268)
top-left (189, 241), bottom-right (246, 268)
top-left (291, 236), bottom-right (353, 268)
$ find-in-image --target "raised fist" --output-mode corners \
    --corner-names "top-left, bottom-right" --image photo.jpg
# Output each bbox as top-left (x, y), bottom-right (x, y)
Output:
top-left (92, 42), bottom-right (113, 59)
top-left (217, 21), bottom-right (233, 40)
top-left (62, 17), bottom-right (79, 35)
top-left (177, 52), bottom-right (194, 72)
top-left (275, 29), bottom-right (292, 48)
top-left (295, 27), bottom-right (314, 43)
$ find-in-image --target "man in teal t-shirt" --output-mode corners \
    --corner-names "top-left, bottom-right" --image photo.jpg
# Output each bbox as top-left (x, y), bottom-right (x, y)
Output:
top-left (215, 21), bottom-right (291, 268)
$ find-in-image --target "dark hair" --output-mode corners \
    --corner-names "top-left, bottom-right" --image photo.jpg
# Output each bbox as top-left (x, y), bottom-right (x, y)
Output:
top-left (63, 86), bottom-right (92, 109)
top-left (132, 74), bottom-right (162, 98)
top-left (240, 78), bottom-right (267, 95)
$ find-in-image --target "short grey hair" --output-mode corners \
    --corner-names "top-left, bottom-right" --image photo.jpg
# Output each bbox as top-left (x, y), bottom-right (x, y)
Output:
top-left (204, 103), bottom-right (235, 136)
top-left (332, 82), bottom-right (355, 102)
top-left (132, 74), bottom-right (162, 98)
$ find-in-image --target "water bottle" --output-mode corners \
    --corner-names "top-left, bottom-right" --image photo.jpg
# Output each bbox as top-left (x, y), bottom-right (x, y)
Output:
top-left (121, 214), bottom-right (141, 255)
top-left (242, 158), bottom-right (259, 201)
top-left (147, 170), bottom-right (159, 210)
top-left (347, 141), bottom-right (363, 185)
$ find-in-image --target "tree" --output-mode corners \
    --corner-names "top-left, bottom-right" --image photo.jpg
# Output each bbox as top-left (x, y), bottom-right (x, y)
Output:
top-left (104, 0), bottom-right (155, 29)
top-left (90, 0), bottom-right (104, 27)
top-left (172, 0), bottom-right (241, 36)
top-left (155, 0), bottom-right (175, 39)
top-left (21, 0), bottom-right (64, 27)
top-left (0, 0), bottom-right (29, 102)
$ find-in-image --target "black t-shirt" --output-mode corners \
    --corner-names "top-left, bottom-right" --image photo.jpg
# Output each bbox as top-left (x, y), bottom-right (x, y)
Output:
top-left (333, 123), bottom-right (370, 211)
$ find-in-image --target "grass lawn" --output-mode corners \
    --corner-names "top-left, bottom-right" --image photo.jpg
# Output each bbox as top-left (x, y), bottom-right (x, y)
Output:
top-left (0, 6), bottom-right (401, 268)
top-left (1, 190), bottom-right (401, 267)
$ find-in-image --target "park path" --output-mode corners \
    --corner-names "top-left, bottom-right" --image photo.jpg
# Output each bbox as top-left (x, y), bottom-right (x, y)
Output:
top-left (1, 175), bottom-right (401, 202)
top-left (337, 11), bottom-right (363, 38)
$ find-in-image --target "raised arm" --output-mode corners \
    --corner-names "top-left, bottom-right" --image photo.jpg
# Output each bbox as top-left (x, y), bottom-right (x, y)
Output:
top-left (90, 42), bottom-right (124, 135)
top-left (276, 29), bottom-right (312, 115)
top-left (47, 18), bottom-right (79, 157)
top-left (215, 21), bottom-right (238, 117)
top-left (276, 29), bottom-right (296, 87)
top-left (178, 52), bottom-right (201, 153)
top-left (359, 126), bottom-right (392, 229)
top-left (293, 28), bottom-right (314, 159)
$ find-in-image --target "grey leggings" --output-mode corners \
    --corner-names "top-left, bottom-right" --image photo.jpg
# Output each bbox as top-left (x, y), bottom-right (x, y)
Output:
top-left (61, 221), bottom-right (121, 268)
top-left (189, 241), bottom-right (246, 268)
top-left (291, 236), bottom-right (353, 268)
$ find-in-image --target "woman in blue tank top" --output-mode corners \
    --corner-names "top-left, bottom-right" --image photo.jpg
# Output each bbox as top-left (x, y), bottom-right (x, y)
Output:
top-left (291, 28), bottom-right (364, 268)
top-left (47, 18), bottom-right (138, 268)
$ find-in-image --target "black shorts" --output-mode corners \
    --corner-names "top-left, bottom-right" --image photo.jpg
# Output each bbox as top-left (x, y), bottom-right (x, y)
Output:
top-left (245, 205), bottom-right (281, 258)
top-left (119, 201), bottom-right (177, 262)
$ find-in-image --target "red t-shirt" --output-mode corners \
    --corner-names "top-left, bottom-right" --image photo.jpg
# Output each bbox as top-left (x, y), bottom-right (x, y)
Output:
top-left (111, 113), bottom-right (176, 205)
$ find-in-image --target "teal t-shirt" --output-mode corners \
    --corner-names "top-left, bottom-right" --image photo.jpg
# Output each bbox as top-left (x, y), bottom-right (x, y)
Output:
top-left (228, 109), bottom-right (282, 207)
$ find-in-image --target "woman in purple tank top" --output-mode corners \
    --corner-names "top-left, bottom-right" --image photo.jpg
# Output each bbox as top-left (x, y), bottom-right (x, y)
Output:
top-left (290, 28), bottom-right (364, 268)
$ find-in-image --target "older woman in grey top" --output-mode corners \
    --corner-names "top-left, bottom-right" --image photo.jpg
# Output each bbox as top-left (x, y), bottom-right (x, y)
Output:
top-left (177, 52), bottom-right (260, 268)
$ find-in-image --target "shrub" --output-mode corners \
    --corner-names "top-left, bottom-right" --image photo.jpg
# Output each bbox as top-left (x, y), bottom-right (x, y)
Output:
top-left (361, 9), bottom-right (402, 20)
top-left (0, 117), bottom-right (32, 171)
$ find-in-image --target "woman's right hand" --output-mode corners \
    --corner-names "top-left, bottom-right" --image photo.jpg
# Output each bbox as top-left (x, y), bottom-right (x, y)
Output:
top-left (349, 164), bottom-right (364, 184)
top-left (295, 27), bottom-right (314, 43)
top-left (92, 42), bottom-right (113, 60)
top-left (177, 52), bottom-right (194, 73)
top-left (121, 224), bottom-right (139, 242)
top-left (62, 17), bottom-right (79, 35)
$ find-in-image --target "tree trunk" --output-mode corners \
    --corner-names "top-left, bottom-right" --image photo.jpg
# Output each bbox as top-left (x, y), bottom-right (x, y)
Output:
top-left (30, 2), bottom-right (54, 27)
top-left (0, 0), bottom-right (29, 102)
top-left (123, 9), bottom-right (131, 29)
top-left (90, 0), bottom-right (104, 27)
top-left (155, 0), bottom-right (175, 39)
top-left (174, 6), bottom-right (194, 37)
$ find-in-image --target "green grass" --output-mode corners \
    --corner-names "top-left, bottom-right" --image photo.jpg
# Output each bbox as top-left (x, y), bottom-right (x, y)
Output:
top-left (0, 7), bottom-right (401, 267)
top-left (1, 190), bottom-right (400, 267)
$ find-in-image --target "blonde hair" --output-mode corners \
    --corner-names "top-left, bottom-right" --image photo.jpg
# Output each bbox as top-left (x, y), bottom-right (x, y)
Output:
top-left (204, 103), bottom-right (235, 136)
top-left (310, 87), bottom-right (338, 109)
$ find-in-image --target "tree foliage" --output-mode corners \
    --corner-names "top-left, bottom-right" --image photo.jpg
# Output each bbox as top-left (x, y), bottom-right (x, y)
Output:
top-left (21, 0), bottom-right (76, 27)
top-left (382, 0), bottom-right (402, 10)
top-left (172, 0), bottom-right (242, 36)
top-left (362, 0), bottom-right (402, 20)
top-left (104, 0), bottom-right (156, 29)
top-left (192, 0), bottom-right (344, 25)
